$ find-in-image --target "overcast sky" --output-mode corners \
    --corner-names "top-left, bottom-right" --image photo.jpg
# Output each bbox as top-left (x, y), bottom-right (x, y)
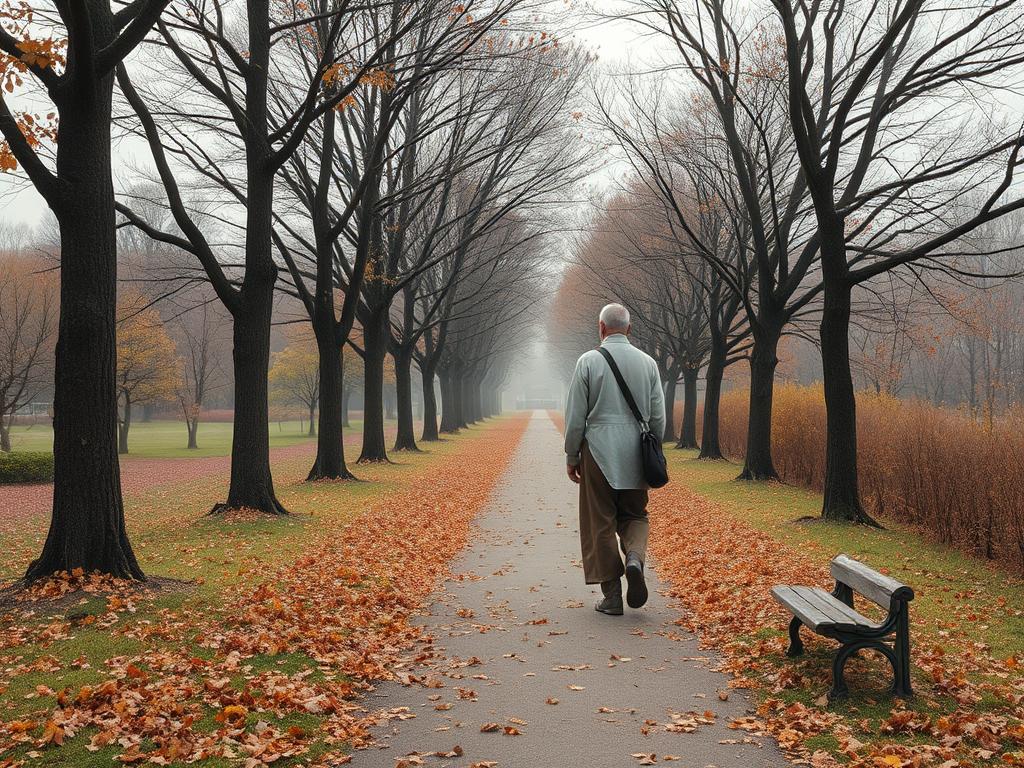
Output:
top-left (0, 6), bottom-right (649, 231)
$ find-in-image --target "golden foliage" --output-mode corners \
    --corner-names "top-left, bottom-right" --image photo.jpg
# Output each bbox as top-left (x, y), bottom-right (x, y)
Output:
top-left (717, 384), bottom-right (1024, 571)
top-left (116, 292), bottom-right (180, 406)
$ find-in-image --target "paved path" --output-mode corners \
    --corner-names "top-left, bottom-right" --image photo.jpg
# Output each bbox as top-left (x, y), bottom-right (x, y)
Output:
top-left (353, 413), bottom-right (786, 768)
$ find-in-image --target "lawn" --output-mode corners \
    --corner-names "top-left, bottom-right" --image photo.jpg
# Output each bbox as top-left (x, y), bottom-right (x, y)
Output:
top-left (0, 416), bottom-right (529, 767)
top-left (652, 448), bottom-right (1024, 766)
top-left (6, 420), bottom-right (320, 458)
top-left (669, 449), bottom-right (1024, 659)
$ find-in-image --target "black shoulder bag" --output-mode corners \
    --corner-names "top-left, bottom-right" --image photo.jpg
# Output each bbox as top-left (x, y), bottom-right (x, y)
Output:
top-left (597, 347), bottom-right (669, 489)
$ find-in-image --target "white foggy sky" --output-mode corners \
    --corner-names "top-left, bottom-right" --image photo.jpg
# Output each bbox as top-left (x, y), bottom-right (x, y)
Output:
top-left (0, 6), bottom-right (650, 230)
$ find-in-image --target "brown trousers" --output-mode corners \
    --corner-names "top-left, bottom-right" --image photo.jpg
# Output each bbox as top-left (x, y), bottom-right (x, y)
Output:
top-left (578, 443), bottom-right (649, 584)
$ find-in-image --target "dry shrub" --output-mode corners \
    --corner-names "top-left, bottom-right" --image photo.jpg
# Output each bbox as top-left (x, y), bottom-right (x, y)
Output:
top-left (718, 383), bottom-right (1024, 572)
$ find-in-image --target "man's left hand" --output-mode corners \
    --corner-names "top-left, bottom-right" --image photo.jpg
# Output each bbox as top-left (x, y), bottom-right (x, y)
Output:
top-left (567, 463), bottom-right (582, 484)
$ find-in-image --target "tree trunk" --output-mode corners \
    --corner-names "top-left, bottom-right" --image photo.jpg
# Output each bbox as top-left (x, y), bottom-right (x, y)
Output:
top-left (307, 404), bottom-right (316, 436)
top-left (676, 368), bottom-right (699, 449)
top-left (421, 365), bottom-right (439, 441)
top-left (393, 346), bottom-right (419, 451)
top-left (358, 314), bottom-right (389, 462)
top-left (216, 281), bottom-right (287, 514)
top-left (187, 417), bottom-right (199, 450)
top-left (663, 373), bottom-right (678, 444)
top-left (1, 414), bottom-right (12, 452)
top-left (118, 395), bottom-right (131, 455)
top-left (699, 341), bottom-right (726, 460)
top-left (473, 377), bottom-right (484, 422)
top-left (460, 375), bottom-right (478, 426)
top-left (820, 236), bottom-right (878, 525)
top-left (738, 326), bottom-right (781, 481)
top-left (308, 333), bottom-right (354, 480)
top-left (25, 62), bottom-right (145, 581)
top-left (439, 370), bottom-right (460, 434)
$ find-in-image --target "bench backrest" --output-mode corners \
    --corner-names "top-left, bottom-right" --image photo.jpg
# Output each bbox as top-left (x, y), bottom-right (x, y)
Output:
top-left (831, 554), bottom-right (914, 608)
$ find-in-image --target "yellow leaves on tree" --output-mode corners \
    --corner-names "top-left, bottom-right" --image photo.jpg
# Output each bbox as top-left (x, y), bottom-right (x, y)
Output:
top-left (269, 327), bottom-right (320, 425)
top-left (116, 292), bottom-right (180, 411)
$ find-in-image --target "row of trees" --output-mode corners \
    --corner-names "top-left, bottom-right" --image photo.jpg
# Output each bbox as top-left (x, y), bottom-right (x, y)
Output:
top-left (1, 0), bottom-right (583, 578)
top-left (556, 0), bottom-right (1024, 526)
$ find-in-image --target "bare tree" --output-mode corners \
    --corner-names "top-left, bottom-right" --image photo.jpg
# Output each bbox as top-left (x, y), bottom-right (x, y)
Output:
top-left (1, 0), bottom-right (170, 580)
top-left (0, 255), bottom-right (57, 452)
top-left (117, 0), bottom-right (437, 509)
top-left (772, 0), bottom-right (1024, 522)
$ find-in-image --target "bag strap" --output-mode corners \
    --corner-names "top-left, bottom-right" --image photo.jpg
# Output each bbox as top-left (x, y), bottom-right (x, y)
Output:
top-left (597, 347), bottom-right (648, 432)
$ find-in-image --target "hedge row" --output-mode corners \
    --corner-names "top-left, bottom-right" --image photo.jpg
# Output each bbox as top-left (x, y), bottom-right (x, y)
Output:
top-left (717, 384), bottom-right (1024, 573)
top-left (0, 451), bottom-right (55, 484)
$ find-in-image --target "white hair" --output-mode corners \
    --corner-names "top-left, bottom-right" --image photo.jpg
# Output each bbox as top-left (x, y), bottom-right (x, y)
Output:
top-left (599, 303), bottom-right (630, 332)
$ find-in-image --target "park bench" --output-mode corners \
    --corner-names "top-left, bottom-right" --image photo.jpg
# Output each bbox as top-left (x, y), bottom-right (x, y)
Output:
top-left (772, 554), bottom-right (914, 701)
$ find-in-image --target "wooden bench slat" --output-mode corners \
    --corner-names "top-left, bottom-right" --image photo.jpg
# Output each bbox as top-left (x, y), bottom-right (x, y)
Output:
top-left (789, 586), bottom-right (877, 627)
top-left (831, 554), bottom-right (914, 608)
top-left (772, 585), bottom-right (875, 632)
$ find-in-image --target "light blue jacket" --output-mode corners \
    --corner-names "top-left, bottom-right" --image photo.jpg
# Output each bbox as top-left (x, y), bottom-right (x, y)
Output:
top-left (564, 334), bottom-right (666, 490)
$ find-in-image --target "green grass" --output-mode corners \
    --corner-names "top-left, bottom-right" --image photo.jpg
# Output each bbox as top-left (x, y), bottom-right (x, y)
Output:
top-left (0, 420), bottom-right (498, 766)
top-left (666, 449), bottom-right (1024, 659)
top-left (663, 449), bottom-right (1024, 764)
top-left (6, 419), bottom-right (326, 458)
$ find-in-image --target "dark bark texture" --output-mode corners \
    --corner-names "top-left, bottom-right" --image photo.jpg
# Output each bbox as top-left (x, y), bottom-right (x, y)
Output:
top-left (738, 327), bottom-right (781, 481)
top-left (26, 34), bottom-right (144, 578)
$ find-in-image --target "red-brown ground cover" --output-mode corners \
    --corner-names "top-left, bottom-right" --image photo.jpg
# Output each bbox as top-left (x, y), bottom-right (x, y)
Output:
top-left (648, 481), bottom-right (1024, 768)
top-left (1, 441), bottom-right (320, 527)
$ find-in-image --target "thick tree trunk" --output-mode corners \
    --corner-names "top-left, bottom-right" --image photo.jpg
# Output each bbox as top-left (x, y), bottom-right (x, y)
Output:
top-left (26, 63), bottom-right (144, 581)
top-left (210, 0), bottom-right (286, 515)
top-left (308, 333), bottom-right (354, 480)
top-left (439, 370), bottom-right (460, 434)
top-left (461, 375), bottom-right (480, 425)
top-left (663, 373), bottom-right (678, 444)
top-left (358, 314), bottom-right (389, 462)
top-left (820, 237), bottom-right (878, 525)
top-left (461, 379), bottom-right (472, 426)
top-left (393, 347), bottom-right (419, 451)
top-left (0, 416), bottom-right (11, 452)
top-left (187, 418), bottom-right (199, 450)
top-left (420, 365), bottom-right (439, 441)
top-left (473, 378), bottom-right (484, 422)
top-left (118, 395), bottom-right (131, 454)
top-left (699, 341), bottom-right (726, 460)
top-left (216, 280), bottom-right (287, 514)
top-left (738, 327), bottom-right (781, 481)
top-left (676, 368), bottom-right (699, 449)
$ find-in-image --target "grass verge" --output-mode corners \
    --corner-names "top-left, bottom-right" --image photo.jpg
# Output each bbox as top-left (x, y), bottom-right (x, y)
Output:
top-left (650, 448), bottom-right (1024, 768)
top-left (1, 416), bottom-right (529, 767)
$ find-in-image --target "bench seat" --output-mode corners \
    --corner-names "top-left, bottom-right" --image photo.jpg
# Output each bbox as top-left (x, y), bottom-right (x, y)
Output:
top-left (771, 585), bottom-right (878, 633)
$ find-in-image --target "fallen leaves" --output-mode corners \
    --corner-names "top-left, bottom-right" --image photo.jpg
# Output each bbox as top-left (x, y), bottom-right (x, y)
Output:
top-left (0, 416), bottom-right (531, 765)
top-left (648, 475), bottom-right (1024, 768)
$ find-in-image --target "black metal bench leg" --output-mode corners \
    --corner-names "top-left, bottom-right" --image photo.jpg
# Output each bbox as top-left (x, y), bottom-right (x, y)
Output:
top-left (893, 604), bottom-right (913, 698)
top-left (828, 643), bottom-right (855, 702)
top-left (786, 617), bottom-right (804, 657)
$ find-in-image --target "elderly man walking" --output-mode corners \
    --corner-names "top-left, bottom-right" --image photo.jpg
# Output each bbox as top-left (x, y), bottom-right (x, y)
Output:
top-left (564, 303), bottom-right (666, 615)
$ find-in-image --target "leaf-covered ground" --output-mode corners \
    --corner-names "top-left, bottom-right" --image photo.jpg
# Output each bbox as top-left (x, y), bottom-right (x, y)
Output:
top-left (0, 416), bottom-right (528, 767)
top-left (650, 451), bottom-right (1024, 768)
